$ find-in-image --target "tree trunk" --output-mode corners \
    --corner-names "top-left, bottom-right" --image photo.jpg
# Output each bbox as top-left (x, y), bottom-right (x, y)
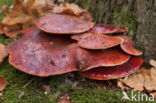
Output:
top-left (67, 0), bottom-right (156, 64)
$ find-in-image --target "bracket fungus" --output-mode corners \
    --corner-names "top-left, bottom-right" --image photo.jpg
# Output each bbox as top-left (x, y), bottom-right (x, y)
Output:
top-left (36, 13), bottom-right (95, 34)
top-left (90, 24), bottom-right (128, 34)
top-left (8, 27), bottom-right (130, 76)
top-left (7, 2), bottom-right (143, 80)
top-left (116, 35), bottom-right (143, 56)
top-left (71, 33), bottom-right (123, 49)
top-left (80, 56), bottom-right (143, 80)
top-left (8, 26), bottom-right (77, 76)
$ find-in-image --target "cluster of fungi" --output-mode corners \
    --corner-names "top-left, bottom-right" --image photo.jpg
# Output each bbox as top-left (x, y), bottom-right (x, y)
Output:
top-left (7, 7), bottom-right (143, 80)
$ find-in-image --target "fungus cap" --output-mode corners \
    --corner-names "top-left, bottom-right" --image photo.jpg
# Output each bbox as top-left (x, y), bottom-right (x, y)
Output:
top-left (90, 24), bottom-right (128, 34)
top-left (72, 45), bottom-right (131, 71)
top-left (71, 33), bottom-right (123, 49)
top-left (36, 13), bottom-right (95, 34)
top-left (80, 56), bottom-right (143, 80)
top-left (7, 26), bottom-right (77, 77)
top-left (116, 35), bottom-right (142, 56)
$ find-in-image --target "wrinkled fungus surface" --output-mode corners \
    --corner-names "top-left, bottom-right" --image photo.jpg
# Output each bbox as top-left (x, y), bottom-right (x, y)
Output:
top-left (36, 13), bottom-right (95, 34)
top-left (80, 56), bottom-right (143, 80)
top-left (71, 33), bottom-right (123, 49)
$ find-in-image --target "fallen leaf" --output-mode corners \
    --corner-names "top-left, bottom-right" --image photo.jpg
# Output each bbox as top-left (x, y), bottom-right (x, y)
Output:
top-left (150, 59), bottom-right (156, 68)
top-left (52, 2), bottom-right (86, 16)
top-left (0, 76), bottom-right (8, 91)
top-left (0, 24), bottom-right (21, 38)
top-left (78, 12), bottom-right (93, 22)
top-left (59, 94), bottom-right (70, 103)
top-left (150, 92), bottom-right (156, 99)
top-left (18, 92), bottom-right (25, 98)
top-left (42, 85), bottom-right (51, 94)
top-left (2, 0), bottom-right (55, 28)
top-left (0, 43), bottom-right (8, 63)
top-left (118, 67), bottom-right (156, 91)
top-left (2, 0), bottom-right (89, 30)
top-left (2, 0), bottom-right (33, 25)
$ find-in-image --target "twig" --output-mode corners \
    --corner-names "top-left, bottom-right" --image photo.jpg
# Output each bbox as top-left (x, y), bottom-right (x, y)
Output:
top-left (23, 77), bottom-right (35, 88)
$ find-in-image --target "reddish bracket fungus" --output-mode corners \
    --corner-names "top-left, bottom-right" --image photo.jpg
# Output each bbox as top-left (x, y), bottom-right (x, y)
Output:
top-left (90, 24), bottom-right (128, 34)
top-left (71, 33), bottom-right (142, 56)
top-left (7, 3), bottom-right (143, 80)
top-left (80, 56), bottom-right (143, 80)
top-left (36, 13), bottom-right (95, 34)
top-left (8, 26), bottom-right (77, 77)
top-left (116, 35), bottom-right (143, 56)
top-left (72, 45), bottom-right (131, 71)
top-left (71, 33), bottom-right (123, 49)
top-left (8, 27), bottom-right (130, 76)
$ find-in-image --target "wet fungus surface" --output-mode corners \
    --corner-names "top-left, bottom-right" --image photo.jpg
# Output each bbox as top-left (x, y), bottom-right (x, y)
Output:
top-left (72, 45), bottom-right (131, 71)
top-left (8, 26), bottom-right (77, 76)
top-left (36, 13), bottom-right (95, 34)
top-left (90, 24), bottom-right (128, 34)
top-left (116, 35), bottom-right (143, 56)
top-left (80, 56), bottom-right (143, 80)
top-left (71, 33), bottom-right (123, 49)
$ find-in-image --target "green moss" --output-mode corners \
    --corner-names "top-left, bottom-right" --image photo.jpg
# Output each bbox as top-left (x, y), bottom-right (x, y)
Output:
top-left (70, 88), bottom-right (123, 103)
top-left (0, 35), bottom-right (14, 46)
top-left (0, 0), bottom-right (15, 21)
top-left (70, 88), bottom-right (155, 103)
top-left (0, 0), bottom-right (14, 7)
top-left (113, 7), bottom-right (137, 39)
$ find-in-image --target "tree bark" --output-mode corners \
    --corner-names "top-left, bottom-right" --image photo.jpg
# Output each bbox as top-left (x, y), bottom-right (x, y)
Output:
top-left (67, 0), bottom-right (156, 64)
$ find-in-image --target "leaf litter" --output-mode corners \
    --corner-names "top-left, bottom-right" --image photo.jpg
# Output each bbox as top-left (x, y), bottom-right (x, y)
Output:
top-left (0, 76), bottom-right (8, 91)
top-left (0, 43), bottom-right (8, 63)
top-left (118, 59), bottom-right (156, 98)
top-left (0, 43), bottom-right (8, 92)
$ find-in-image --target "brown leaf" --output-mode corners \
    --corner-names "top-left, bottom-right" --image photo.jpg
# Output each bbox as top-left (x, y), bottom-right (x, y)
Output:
top-left (78, 12), bottom-right (93, 22)
top-left (42, 85), bottom-right (51, 94)
top-left (0, 24), bottom-right (21, 38)
top-left (2, 0), bottom-right (33, 25)
top-left (150, 59), bottom-right (156, 68)
top-left (150, 92), bottom-right (156, 99)
top-left (2, 0), bottom-right (54, 28)
top-left (0, 76), bottom-right (8, 91)
top-left (2, 0), bottom-right (88, 30)
top-left (0, 43), bottom-right (8, 63)
top-left (118, 67), bottom-right (156, 92)
top-left (59, 94), bottom-right (70, 103)
top-left (52, 2), bottom-right (86, 16)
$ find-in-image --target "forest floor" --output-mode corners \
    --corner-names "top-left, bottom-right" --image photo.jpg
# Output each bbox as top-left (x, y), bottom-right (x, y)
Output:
top-left (0, 0), bottom-right (154, 103)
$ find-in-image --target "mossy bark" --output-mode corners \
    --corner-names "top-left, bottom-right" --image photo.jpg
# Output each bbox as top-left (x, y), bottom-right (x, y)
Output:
top-left (67, 0), bottom-right (156, 63)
